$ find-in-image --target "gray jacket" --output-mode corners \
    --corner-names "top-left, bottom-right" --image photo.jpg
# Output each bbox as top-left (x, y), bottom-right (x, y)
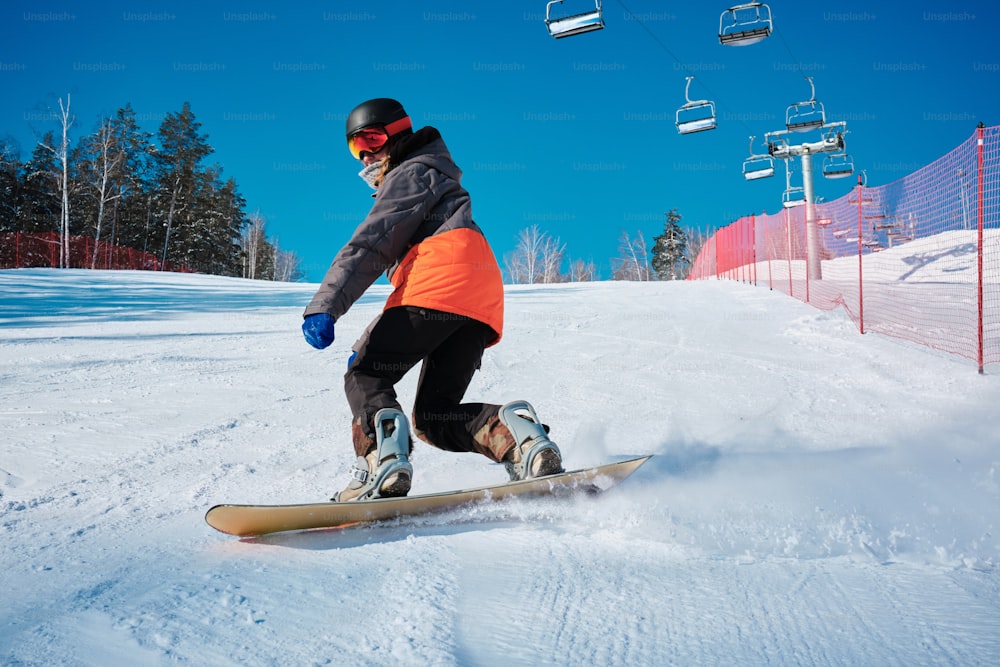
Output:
top-left (304, 130), bottom-right (501, 333)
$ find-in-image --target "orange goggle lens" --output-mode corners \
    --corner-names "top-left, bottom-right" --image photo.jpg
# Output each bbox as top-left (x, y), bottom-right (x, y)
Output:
top-left (346, 116), bottom-right (412, 160)
top-left (347, 129), bottom-right (388, 160)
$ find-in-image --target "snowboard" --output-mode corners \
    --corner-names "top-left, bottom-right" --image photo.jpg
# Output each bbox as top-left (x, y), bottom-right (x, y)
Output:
top-left (205, 455), bottom-right (651, 537)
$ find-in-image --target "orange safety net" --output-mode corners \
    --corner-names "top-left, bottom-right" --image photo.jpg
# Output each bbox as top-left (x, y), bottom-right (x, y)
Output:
top-left (689, 126), bottom-right (999, 372)
top-left (0, 232), bottom-right (194, 274)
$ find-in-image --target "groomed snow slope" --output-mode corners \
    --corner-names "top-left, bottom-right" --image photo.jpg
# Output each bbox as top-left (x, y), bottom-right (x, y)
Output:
top-left (1, 268), bottom-right (998, 666)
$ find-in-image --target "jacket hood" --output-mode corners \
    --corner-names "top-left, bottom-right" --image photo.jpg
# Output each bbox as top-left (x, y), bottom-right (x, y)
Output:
top-left (387, 127), bottom-right (462, 182)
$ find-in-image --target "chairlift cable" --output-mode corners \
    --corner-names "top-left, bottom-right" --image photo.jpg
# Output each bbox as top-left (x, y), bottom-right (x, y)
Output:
top-left (772, 23), bottom-right (812, 87)
top-left (612, 0), bottom-right (693, 77)
top-left (612, 0), bottom-right (755, 136)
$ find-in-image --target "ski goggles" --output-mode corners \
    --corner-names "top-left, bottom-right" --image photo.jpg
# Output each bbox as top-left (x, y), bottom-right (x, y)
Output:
top-left (347, 116), bottom-right (412, 160)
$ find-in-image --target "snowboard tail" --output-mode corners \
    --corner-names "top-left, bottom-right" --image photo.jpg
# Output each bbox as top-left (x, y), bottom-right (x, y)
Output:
top-left (205, 455), bottom-right (651, 537)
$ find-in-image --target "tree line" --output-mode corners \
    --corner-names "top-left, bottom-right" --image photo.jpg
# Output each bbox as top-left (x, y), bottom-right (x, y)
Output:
top-left (503, 209), bottom-right (708, 283)
top-left (0, 96), bottom-right (299, 280)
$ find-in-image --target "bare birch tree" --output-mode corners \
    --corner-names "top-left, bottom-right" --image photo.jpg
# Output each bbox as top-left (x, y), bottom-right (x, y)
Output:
top-left (611, 230), bottom-right (652, 281)
top-left (540, 233), bottom-right (566, 283)
top-left (239, 217), bottom-right (301, 281)
top-left (273, 246), bottom-right (301, 282)
top-left (505, 225), bottom-right (567, 284)
top-left (241, 211), bottom-right (267, 279)
top-left (37, 96), bottom-right (74, 267)
top-left (566, 258), bottom-right (597, 282)
top-left (502, 250), bottom-right (526, 284)
top-left (516, 224), bottom-right (543, 283)
top-left (83, 118), bottom-right (123, 268)
top-left (57, 97), bottom-right (73, 268)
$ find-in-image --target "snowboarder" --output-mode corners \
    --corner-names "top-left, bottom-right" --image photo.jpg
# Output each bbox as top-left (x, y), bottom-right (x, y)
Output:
top-left (302, 98), bottom-right (563, 501)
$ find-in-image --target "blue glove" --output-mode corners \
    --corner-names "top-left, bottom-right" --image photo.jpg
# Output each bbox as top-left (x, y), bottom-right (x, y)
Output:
top-left (302, 313), bottom-right (336, 350)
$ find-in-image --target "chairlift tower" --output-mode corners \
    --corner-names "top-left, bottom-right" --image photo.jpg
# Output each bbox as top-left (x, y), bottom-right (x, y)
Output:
top-left (765, 123), bottom-right (847, 280)
top-left (754, 79), bottom-right (852, 281)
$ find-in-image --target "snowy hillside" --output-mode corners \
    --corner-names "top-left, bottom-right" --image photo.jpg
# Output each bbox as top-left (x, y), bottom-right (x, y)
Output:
top-left (1, 268), bottom-right (999, 666)
top-left (754, 229), bottom-right (995, 283)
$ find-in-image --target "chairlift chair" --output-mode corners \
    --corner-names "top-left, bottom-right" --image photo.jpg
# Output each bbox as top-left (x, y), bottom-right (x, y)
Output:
top-left (785, 77), bottom-right (826, 133)
top-left (782, 186), bottom-right (805, 208)
top-left (786, 102), bottom-right (825, 132)
top-left (719, 3), bottom-right (773, 46)
top-left (865, 206), bottom-right (887, 221)
top-left (676, 76), bottom-right (717, 134)
top-left (545, 0), bottom-right (605, 39)
top-left (780, 160), bottom-right (804, 208)
top-left (743, 155), bottom-right (775, 180)
top-left (742, 136), bottom-right (775, 180)
top-left (822, 153), bottom-right (854, 179)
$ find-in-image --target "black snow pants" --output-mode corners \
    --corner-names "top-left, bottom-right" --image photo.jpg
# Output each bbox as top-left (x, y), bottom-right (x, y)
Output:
top-left (344, 306), bottom-right (515, 462)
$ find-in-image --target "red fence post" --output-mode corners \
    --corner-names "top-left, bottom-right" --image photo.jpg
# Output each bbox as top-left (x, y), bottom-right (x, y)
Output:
top-left (731, 222), bottom-right (737, 280)
top-left (802, 212), bottom-right (809, 304)
top-left (714, 228), bottom-right (720, 279)
top-left (736, 220), bottom-right (742, 282)
top-left (784, 208), bottom-right (792, 297)
top-left (740, 217), bottom-right (746, 283)
top-left (742, 217), bottom-right (749, 283)
top-left (977, 123), bottom-right (985, 374)
top-left (729, 222), bottom-right (735, 280)
top-left (857, 175), bottom-right (865, 335)
top-left (720, 224), bottom-right (726, 280)
top-left (765, 213), bottom-right (774, 291)
top-left (738, 219), bottom-right (743, 282)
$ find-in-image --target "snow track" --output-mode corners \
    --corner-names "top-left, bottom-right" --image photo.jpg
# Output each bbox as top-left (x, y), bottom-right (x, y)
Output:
top-left (2, 269), bottom-right (999, 665)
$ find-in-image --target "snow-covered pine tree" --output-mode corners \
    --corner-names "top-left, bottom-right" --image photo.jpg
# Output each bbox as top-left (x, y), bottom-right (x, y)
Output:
top-left (4, 99), bottom-right (300, 277)
top-left (183, 169), bottom-right (246, 275)
top-left (152, 102), bottom-right (213, 269)
top-left (651, 209), bottom-right (689, 280)
top-left (0, 139), bottom-right (20, 232)
top-left (106, 104), bottom-right (155, 256)
top-left (18, 136), bottom-right (60, 235)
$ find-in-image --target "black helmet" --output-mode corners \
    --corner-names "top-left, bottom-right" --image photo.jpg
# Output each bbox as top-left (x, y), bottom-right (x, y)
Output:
top-left (346, 98), bottom-right (412, 139)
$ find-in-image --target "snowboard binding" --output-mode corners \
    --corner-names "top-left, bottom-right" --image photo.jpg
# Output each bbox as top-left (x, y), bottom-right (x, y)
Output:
top-left (334, 408), bottom-right (413, 502)
top-left (499, 401), bottom-right (563, 481)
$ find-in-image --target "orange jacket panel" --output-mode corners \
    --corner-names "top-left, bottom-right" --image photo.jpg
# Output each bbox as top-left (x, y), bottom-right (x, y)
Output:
top-left (384, 227), bottom-right (504, 345)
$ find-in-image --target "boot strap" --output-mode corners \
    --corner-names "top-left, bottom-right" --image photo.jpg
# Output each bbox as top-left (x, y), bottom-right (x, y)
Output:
top-left (350, 461), bottom-right (370, 484)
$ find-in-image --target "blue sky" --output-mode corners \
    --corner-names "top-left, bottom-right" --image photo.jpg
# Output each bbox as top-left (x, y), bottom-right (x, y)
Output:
top-left (3, 1), bottom-right (997, 281)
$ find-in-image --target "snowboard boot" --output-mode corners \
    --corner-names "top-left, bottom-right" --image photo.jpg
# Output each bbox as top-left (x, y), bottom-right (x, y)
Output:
top-left (333, 408), bottom-right (413, 502)
top-left (499, 400), bottom-right (564, 481)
